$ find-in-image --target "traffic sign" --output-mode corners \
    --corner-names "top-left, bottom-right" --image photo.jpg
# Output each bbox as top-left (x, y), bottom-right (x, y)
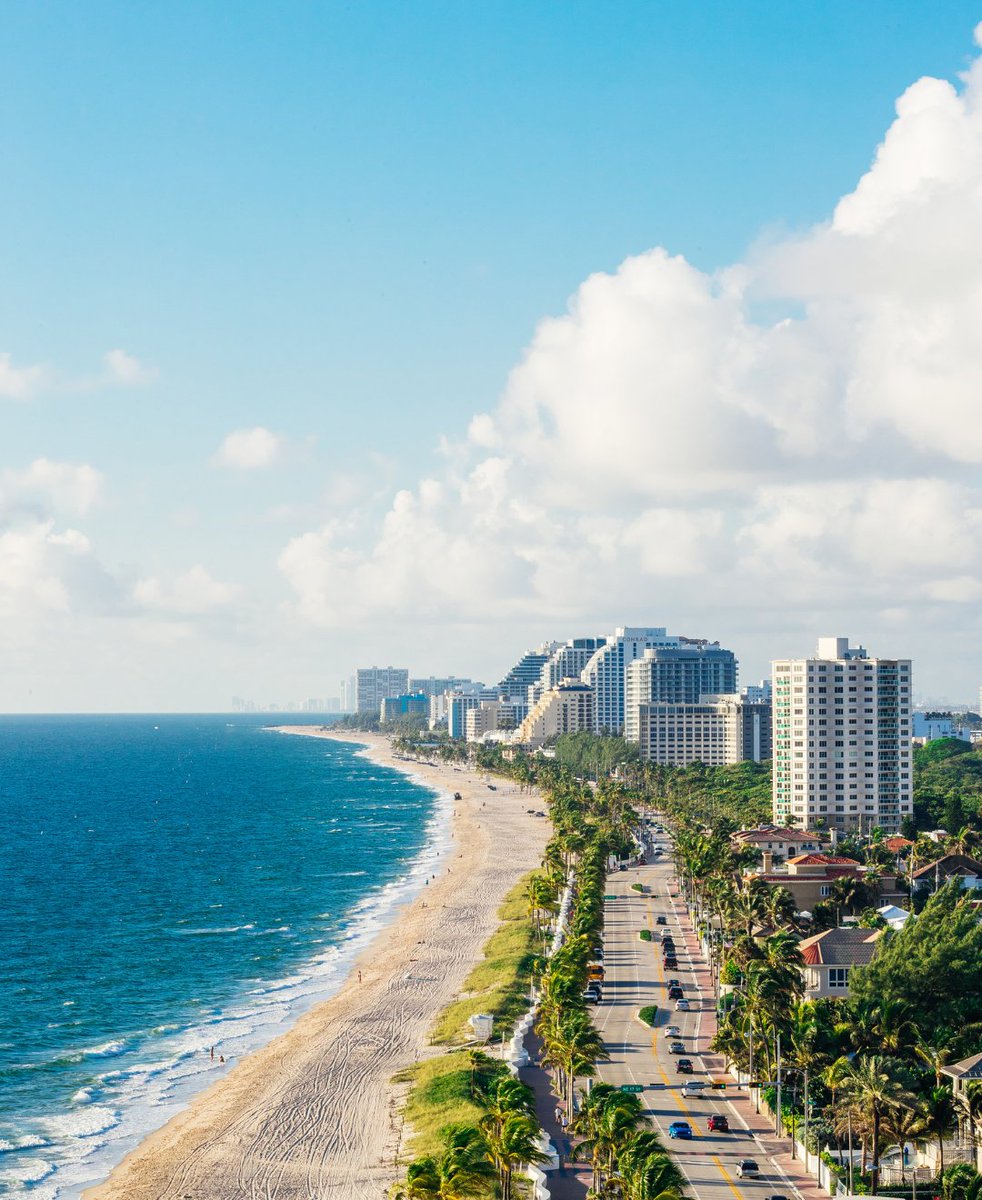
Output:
top-left (620, 1084), bottom-right (644, 1093)
top-left (710, 1082), bottom-right (727, 1090)
top-left (604, 895), bottom-right (617, 900)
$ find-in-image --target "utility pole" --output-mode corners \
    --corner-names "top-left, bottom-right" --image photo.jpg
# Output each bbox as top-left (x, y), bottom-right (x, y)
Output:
top-left (775, 1033), bottom-right (782, 1138)
top-left (803, 1067), bottom-right (810, 1173)
top-left (848, 1110), bottom-right (854, 1195)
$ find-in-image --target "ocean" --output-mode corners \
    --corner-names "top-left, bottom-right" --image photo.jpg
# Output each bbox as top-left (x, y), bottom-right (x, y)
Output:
top-left (0, 715), bottom-right (447, 1198)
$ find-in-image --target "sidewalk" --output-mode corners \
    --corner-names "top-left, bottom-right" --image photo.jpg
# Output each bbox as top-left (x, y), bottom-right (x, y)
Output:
top-left (668, 888), bottom-right (831, 1200)
top-left (518, 1030), bottom-right (590, 1199)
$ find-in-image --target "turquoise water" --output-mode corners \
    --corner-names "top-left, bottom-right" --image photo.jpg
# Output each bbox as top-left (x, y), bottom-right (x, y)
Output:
top-left (0, 715), bottom-right (446, 1197)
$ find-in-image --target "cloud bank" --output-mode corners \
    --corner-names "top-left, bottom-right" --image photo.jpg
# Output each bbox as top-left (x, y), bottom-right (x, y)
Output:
top-left (280, 36), bottom-right (982, 637)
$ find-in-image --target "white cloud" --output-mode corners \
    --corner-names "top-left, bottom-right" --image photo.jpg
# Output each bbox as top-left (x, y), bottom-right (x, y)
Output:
top-left (214, 426), bottom-right (284, 470)
top-left (133, 566), bottom-right (242, 615)
top-left (278, 34), bottom-right (982, 639)
top-left (0, 459), bottom-right (105, 517)
top-left (0, 519), bottom-right (120, 621)
top-left (0, 352), bottom-right (46, 400)
top-left (103, 348), bottom-right (156, 386)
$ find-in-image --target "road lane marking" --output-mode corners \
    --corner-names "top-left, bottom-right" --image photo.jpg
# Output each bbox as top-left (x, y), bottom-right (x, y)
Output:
top-left (712, 1153), bottom-right (745, 1200)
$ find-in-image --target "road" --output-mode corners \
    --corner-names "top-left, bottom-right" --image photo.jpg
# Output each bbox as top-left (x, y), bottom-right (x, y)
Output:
top-left (590, 824), bottom-right (826, 1200)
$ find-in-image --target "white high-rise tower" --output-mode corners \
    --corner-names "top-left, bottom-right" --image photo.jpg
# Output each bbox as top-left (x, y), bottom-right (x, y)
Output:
top-left (772, 637), bottom-right (912, 835)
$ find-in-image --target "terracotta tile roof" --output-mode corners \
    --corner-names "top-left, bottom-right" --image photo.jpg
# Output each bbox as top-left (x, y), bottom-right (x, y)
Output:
top-left (882, 836), bottom-right (914, 852)
top-left (798, 927), bottom-right (882, 966)
top-left (788, 853), bottom-right (861, 866)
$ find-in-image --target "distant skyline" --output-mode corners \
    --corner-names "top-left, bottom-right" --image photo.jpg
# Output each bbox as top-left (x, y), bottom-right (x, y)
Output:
top-left (3, 4), bottom-right (982, 711)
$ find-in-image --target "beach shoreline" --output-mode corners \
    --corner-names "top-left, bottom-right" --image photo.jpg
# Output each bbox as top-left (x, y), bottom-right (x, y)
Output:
top-left (83, 726), bottom-right (548, 1200)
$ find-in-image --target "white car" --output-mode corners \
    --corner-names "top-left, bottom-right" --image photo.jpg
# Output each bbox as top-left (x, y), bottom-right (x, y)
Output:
top-left (675, 998), bottom-right (691, 1011)
top-left (663, 1024), bottom-right (682, 1038)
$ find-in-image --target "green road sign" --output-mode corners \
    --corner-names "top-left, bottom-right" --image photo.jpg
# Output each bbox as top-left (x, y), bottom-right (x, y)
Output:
top-left (710, 1082), bottom-right (726, 1090)
top-left (620, 1084), bottom-right (644, 1093)
top-left (604, 894), bottom-right (617, 900)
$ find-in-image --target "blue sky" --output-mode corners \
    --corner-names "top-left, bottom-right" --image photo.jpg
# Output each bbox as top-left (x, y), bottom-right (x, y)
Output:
top-left (3, 3), bottom-right (982, 710)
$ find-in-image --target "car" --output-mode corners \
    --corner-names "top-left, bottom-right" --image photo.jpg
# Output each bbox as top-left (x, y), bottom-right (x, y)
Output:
top-left (662, 942), bottom-right (676, 954)
top-left (656, 915), bottom-right (668, 925)
top-left (707, 1115), bottom-right (730, 1132)
top-left (652, 848), bottom-right (662, 857)
top-left (664, 959), bottom-right (679, 971)
top-left (583, 986), bottom-right (601, 1003)
top-left (735, 1160), bottom-right (761, 1178)
top-left (668, 1121), bottom-right (692, 1139)
top-left (667, 987), bottom-right (683, 1000)
top-left (676, 1058), bottom-right (694, 1073)
top-left (681, 1080), bottom-right (708, 1098)
top-left (667, 979), bottom-right (682, 989)
top-left (669, 1041), bottom-right (686, 1054)
top-left (663, 1025), bottom-right (682, 1038)
top-left (675, 998), bottom-right (691, 1011)
top-left (618, 863), bottom-right (627, 871)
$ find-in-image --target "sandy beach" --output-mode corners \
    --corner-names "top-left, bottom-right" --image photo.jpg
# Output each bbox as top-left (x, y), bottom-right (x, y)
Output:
top-left (84, 727), bottom-right (548, 1200)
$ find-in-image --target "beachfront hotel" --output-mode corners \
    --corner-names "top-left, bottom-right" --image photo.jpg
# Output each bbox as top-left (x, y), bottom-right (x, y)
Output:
top-left (772, 636), bottom-right (913, 835)
top-left (513, 681), bottom-right (594, 748)
top-left (623, 641), bottom-right (738, 742)
top-left (581, 627), bottom-right (682, 734)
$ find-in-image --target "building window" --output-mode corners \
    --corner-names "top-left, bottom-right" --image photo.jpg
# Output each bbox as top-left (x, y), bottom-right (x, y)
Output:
top-left (820, 885), bottom-right (832, 897)
top-left (828, 968), bottom-right (850, 989)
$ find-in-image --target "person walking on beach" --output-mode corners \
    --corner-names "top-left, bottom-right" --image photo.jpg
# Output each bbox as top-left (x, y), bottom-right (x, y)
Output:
top-left (358, 970), bottom-right (362, 984)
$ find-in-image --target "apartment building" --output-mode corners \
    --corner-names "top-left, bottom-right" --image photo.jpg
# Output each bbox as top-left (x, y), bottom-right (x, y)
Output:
top-left (356, 666), bottom-right (410, 714)
top-left (581, 627), bottom-right (681, 734)
top-left (772, 637), bottom-right (913, 834)
top-left (513, 681), bottom-right (594, 748)
top-left (624, 642), bottom-right (738, 742)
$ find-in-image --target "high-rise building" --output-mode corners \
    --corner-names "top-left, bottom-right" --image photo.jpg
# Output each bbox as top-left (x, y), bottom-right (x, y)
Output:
top-left (581, 627), bottom-right (681, 734)
top-left (634, 693), bottom-right (769, 766)
top-left (772, 637), bottom-right (913, 835)
top-left (529, 637), bottom-right (607, 706)
top-left (410, 676), bottom-right (480, 697)
top-left (498, 644), bottom-right (561, 701)
top-left (513, 682), bottom-right (594, 748)
top-left (356, 666), bottom-right (410, 714)
top-left (624, 641), bottom-right (738, 742)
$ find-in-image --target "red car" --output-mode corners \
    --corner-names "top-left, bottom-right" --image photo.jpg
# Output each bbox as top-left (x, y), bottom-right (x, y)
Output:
top-left (707, 1115), bottom-right (729, 1132)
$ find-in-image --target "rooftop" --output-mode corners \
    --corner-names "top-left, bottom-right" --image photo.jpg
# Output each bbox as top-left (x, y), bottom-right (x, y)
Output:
top-left (942, 1053), bottom-right (982, 1081)
top-left (911, 853), bottom-right (982, 880)
top-left (799, 927), bottom-right (883, 967)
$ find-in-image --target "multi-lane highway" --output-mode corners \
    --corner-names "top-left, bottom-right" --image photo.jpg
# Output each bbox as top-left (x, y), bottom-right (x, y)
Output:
top-left (589, 823), bottom-right (820, 1200)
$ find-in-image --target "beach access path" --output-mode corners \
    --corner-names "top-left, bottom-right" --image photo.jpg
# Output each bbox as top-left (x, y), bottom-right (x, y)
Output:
top-left (84, 728), bottom-right (548, 1200)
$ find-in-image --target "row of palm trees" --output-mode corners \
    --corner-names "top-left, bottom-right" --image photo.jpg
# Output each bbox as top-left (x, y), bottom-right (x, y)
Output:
top-left (391, 1069), bottom-right (548, 1199)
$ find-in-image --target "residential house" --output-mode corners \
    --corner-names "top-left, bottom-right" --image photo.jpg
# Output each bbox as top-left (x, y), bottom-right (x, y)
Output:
top-left (910, 853), bottom-right (982, 893)
top-left (942, 1054), bottom-right (982, 1171)
top-left (798, 927), bottom-right (883, 998)
top-left (731, 827), bottom-right (828, 864)
top-left (752, 852), bottom-right (903, 912)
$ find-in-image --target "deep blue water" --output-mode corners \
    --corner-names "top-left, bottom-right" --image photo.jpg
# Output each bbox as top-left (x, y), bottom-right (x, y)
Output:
top-left (0, 715), bottom-right (445, 1197)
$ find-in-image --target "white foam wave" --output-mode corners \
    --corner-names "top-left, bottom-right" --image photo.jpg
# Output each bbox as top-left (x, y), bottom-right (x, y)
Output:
top-left (0, 1158), bottom-right (57, 1185)
top-left (9, 756), bottom-right (452, 1200)
top-left (81, 1040), bottom-right (127, 1058)
top-left (175, 923), bottom-right (255, 935)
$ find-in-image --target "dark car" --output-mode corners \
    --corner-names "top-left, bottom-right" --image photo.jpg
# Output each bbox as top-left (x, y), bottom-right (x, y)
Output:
top-left (667, 979), bottom-right (682, 989)
top-left (664, 958), bottom-right (679, 971)
top-left (669, 1041), bottom-right (686, 1054)
top-left (676, 1058), bottom-right (694, 1073)
top-left (667, 986), bottom-right (683, 1000)
top-left (668, 1121), bottom-right (692, 1139)
top-left (656, 915), bottom-right (668, 925)
top-left (662, 941), bottom-right (676, 953)
top-left (707, 1115), bottom-right (729, 1132)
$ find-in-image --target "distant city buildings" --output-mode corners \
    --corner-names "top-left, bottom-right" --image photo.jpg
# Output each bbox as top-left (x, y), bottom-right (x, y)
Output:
top-left (772, 636), bottom-right (913, 835)
top-left (355, 666), bottom-right (409, 714)
top-left (380, 692), bottom-right (430, 723)
top-left (581, 627), bottom-right (681, 734)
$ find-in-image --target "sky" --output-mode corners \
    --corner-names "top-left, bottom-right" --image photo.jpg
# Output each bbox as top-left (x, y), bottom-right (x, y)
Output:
top-left (3, 2), bottom-right (982, 711)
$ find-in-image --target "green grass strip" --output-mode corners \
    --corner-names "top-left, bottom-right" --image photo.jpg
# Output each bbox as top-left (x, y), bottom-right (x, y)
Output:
top-left (638, 1005), bottom-right (658, 1027)
top-left (639, 928), bottom-right (652, 941)
top-left (430, 873), bottom-right (539, 1045)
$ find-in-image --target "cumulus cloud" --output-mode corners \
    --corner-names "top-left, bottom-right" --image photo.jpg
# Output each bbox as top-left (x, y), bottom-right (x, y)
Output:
top-left (0, 459), bottom-right (105, 517)
top-left (103, 348), bottom-right (156, 386)
top-left (133, 565), bottom-right (242, 615)
top-left (279, 37), bottom-right (982, 636)
top-left (0, 352), bottom-right (46, 400)
top-left (214, 426), bottom-right (285, 469)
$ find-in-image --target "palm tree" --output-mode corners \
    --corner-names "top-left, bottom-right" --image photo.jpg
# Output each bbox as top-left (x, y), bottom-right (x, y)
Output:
top-left (921, 1087), bottom-right (957, 1178)
top-left (841, 1056), bottom-right (918, 1193)
top-left (883, 1105), bottom-right (929, 1191)
top-left (618, 1132), bottom-right (687, 1200)
top-left (391, 1125), bottom-right (495, 1200)
top-left (481, 1112), bottom-right (548, 1200)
